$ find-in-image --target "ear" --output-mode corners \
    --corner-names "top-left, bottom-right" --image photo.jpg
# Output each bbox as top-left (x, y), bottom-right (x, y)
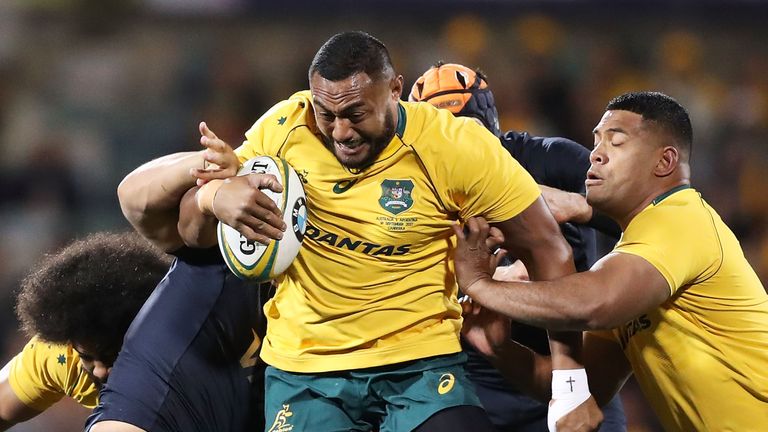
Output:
top-left (391, 75), bottom-right (404, 100)
top-left (654, 146), bottom-right (679, 177)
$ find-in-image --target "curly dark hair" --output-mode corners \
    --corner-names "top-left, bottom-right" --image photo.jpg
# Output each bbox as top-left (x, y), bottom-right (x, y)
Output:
top-left (16, 231), bottom-right (172, 357)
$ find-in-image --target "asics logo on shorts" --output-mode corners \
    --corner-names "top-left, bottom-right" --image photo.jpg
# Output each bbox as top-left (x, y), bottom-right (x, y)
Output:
top-left (268, 404), bottom-right (294, 432)
top-left (437, 373), bottom-right (455, 395)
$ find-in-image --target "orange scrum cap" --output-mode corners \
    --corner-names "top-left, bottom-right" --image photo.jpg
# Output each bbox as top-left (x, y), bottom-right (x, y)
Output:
top-left (408, 62), bottom-right (501, 136)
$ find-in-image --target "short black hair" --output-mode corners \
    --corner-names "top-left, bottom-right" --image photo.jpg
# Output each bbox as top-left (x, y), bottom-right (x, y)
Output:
top-left (606, 91), bottom-right (693, 159)
top-left (16, 231), bottom-right (171, 357)
top-left (309, 31), bottom-right (395, 82)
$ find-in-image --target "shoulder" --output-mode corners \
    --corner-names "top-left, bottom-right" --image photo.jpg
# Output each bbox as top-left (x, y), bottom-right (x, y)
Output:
top-left (238, 91), bottom-right (316, 158)
top-left (17, 337), bottom-right (73, 365)
top-left (618, 188), bottom-right (720, 291)
top-left (626, 188), bottom-right (708, 238)
top-left (401, 101), bottom-right (505, 161)
top-left (249, 91), bottom-right (314, 133)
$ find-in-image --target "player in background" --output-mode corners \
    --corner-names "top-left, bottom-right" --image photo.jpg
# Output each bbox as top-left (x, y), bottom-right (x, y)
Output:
top-left (115, 31), bottom-right (601, 431)
top-left (455, 91), bottom-right (768, 431)
top-left (409, 62), bottom-right (626, 432)
top-left (0, 232), bottom-right (171, 431)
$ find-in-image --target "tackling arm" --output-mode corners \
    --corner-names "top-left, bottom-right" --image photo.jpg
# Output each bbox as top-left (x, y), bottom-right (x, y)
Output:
top-left (491, 197), bottom-right (582, 370)
top-left (118, 152), bottom-right (204, 252)
top-left (118, 122), bottom-right (241, 251)
top-left (462, 306), bottom-right (633, 406)
top-left (456, 216), bottom-right (671, 330)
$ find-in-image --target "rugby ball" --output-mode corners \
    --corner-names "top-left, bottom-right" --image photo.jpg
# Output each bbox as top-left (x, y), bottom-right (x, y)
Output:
top-left (217, 156), bottom-right (307, 281)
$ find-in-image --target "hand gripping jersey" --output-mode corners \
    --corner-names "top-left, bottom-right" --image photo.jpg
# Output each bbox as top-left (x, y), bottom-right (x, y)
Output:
top-left (235, 91), bottom-right (540, 373)
top-left (7, 337), bottom-right (98, 411)
top-left (609, 186), bottom-right (768, 431)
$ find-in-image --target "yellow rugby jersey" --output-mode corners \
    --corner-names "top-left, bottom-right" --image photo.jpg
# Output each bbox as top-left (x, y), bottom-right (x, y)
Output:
top-left (610, 186), bottom-right (768, 431)
top-left (7, 337), bottom-right (98, 411)
top-left (236, 91), bottom-right (540, 372)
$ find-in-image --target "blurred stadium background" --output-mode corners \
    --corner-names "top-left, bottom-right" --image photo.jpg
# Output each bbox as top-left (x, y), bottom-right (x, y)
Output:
top-left (1, 0), bottom-right (767, 430)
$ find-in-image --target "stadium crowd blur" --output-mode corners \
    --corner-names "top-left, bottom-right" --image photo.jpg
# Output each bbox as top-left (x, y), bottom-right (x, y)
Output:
top-left (1, 1), bottom-right (766, 430)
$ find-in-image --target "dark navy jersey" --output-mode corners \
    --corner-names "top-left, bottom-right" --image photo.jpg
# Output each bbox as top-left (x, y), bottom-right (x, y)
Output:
top-left (463, 131), bottom-right (626, 431)
top-left (85, 247), bottom-right (270, 432)
top-left (502, 131), bottom-right (597, 272)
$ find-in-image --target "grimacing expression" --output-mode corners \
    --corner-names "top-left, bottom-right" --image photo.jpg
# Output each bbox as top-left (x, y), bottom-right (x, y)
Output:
top-left (586, 110), bottom-right (664, 215)
top-left (310, 71), bottom-right (400, 170)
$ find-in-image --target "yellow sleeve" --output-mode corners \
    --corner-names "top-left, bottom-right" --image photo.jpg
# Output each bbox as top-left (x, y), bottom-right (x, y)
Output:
top-left (236, 91), bottom-right (314, 163)
top-left (431, 114), bottom-right (540, 222)
top-left (7, 338), bottom-right (98, 411)
top-left (615, 204), bottom-right (720, 296)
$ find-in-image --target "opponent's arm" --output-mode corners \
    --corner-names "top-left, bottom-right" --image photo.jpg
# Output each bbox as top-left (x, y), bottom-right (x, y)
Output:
top-left (540, 186), bottom-right (621, 239)
top-left (461, 303), bottom-right (632, 405)
top-left (491, 198), bottom-right (582, 368)
top-left (118, 123), bottom-right (241, 251)
top-left (455, 216), bottom-right (670, 330)
top-left (489, 197), bottom-right (602, 430)
top-left (531, 135), bottom-right (621, 238)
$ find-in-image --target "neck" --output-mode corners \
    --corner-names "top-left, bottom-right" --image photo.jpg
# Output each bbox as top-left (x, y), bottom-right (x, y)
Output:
top-left (612, 180), bottom-right (691, 230)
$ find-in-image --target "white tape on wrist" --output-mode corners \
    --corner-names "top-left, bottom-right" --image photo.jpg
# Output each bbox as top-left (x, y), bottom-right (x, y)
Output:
top-left (547, 368), bottom-right (591, 432)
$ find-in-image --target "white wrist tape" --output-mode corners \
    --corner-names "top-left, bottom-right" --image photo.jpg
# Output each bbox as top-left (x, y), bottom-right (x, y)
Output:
top-left (548, 368), bottom-right (591, 432)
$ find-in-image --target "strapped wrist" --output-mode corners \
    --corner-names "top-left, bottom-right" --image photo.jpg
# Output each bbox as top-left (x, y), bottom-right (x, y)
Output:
top-left (196, 179), bottom-right (225, 217)
top-left (548, 368), bottom-right (592, 432)
top-left (551, 368), bottom-right (590, 398)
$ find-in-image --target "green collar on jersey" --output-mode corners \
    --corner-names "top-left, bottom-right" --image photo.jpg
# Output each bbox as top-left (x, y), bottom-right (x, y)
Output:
top-left (396, 103), bottom-right (406, 138)
top-left (652, 184), bottom-right (691, 205)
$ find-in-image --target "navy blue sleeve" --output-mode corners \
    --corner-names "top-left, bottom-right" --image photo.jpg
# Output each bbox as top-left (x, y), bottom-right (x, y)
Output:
top-left (501, 131), bottom-right (620, 239)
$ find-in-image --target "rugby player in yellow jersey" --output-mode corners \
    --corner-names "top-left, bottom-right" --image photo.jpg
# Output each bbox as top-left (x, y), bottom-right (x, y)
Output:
top-left (0, 232), bottom-right (170, 430)
top-left (455, 91), bottom-right (768, 431)
top-left (115, 31), bottom-right (601, 431)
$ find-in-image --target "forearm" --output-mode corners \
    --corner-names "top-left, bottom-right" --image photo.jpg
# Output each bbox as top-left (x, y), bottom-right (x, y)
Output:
top-left (467, 277), bottom-right (602, 331)
top-left (0, 380), bottom-right (40, 430)
top-left (178, 186), bottom-right (219, 248)
top-left (117, 151), bottom-right (204, 251)
top-left (489, 340), bottom-right (553, 402)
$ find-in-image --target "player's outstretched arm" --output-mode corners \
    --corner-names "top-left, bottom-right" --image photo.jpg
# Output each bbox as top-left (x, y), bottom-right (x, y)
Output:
top-left (461, 303), bottom-right (631, 432)
top-left (461, 305), bottom-right (631, 404)
top-left (118, 122), bottom-right (239, 251)
top-left (454, 215), bottom-right (670, 330)
top-left (0, 361), bottom-right (43, 430)
top-left (485, 198), bottom-right (601, 430)
top-left (540, 186), bottom-right (621, 239)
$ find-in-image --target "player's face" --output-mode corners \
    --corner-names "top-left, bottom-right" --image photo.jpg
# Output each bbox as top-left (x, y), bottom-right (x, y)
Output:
top-left (311, 71), bottom-right (402, 170)
top-left (74, 344), bottom-right (117, 389)
top-left (586, 110), bottom-right (664, 217)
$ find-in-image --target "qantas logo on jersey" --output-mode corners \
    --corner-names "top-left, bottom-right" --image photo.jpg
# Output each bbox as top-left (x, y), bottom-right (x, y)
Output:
top-left (618, 314), bottom-right (651, 349)
top-left (304, 223), bottom-right (411, 256)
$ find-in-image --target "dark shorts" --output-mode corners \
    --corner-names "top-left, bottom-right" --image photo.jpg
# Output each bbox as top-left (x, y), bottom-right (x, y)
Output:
top-left (86, 248), bottom-right (270, 432)
top-left (264, 353), bottom-right (487, 432)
